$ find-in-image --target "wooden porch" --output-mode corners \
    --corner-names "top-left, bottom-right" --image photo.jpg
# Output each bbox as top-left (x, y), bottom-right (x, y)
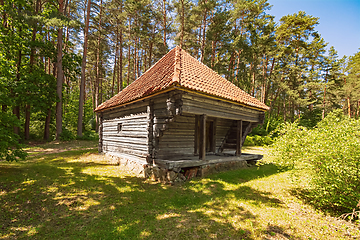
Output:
top-left (153, 153), bottom-right (263, 170)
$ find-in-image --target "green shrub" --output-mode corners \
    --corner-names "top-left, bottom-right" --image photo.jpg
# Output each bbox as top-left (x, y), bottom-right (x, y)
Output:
top-left (0, 112), bottom-right (27, 161)
top-left (269, 111), bottom-right (360, 214)
top-left (77, 130), bottom-right (99, 141)
top-left (59, 127), bottom-right (76, 141)
top-left (244, 135), bottom-right (274, 146)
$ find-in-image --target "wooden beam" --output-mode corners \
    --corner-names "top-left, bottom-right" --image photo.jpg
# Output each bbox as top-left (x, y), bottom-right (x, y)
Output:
top-left (98, 113), bottom-right (103, 153)
top-left (236, 120), bottom-right (242, 156)
top-left (194, 115), bottom-right (199, 155)
top-left (241, 122), bottom-right (252, 147)
top-left (199, 114), bottom-right (206, 160)
top-left (212, 118), bottom-right (217, 153)
top-left (147, 101), bottom-right (154, 161)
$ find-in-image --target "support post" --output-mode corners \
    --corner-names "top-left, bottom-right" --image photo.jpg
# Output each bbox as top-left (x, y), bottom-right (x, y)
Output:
top-left (147, 101), bottom-right (154, 162)
top-left (194, 115), bottom-right (199, 155)
top-left (236, 120), bottom-right (242, 156)
top-left (211, 119), bottom-right (217, 153)
top-left (199, 114), bottom-right (206, 160)
top-left (98, 112), bottom-right (103, 153)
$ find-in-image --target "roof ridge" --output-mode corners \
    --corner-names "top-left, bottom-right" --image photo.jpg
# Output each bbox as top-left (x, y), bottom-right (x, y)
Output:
top-left (172, 46), bottom-right (181, 85)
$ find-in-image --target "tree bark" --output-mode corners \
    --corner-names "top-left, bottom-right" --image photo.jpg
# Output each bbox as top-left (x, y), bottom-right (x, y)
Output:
top-left (163, 0), bottom-right (166, 47)
top-left (24, 105), bottom-right (30, 140)
top-left (112, 28), bottom-right (118, 96)
top-left (77, 0), bottom-right (91, 137)
top-left (200, 3), bottom-right (207, 63)
top-left (56, 0), bottom-right (64, 140)
top-left (44, 108), bottom-right (51, 140)
top-left (179, 0), bottom-right (184, 48)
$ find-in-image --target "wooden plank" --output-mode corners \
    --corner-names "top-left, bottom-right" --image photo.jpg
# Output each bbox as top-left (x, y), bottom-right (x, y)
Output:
top-left (103, 120), bottom-right (148, 126)
top-left (148, 101), bottom-right (154, 159)
top-left (102, 136), bottom-right (148, 144)
top-left (241, 122), bottom-right (252, 147)
top-left (104, 145), bottom-right (149, 157)
top-left (182, 99), bottom-right (259, 120)
top-left (102, 100), bottom-right (149, 116)
top-left (199, 114), bottom-right (206, 160)
top-left (103, 141), bottom-right (149, 150)
top-left (194, 115), bottom-right (199, 155)
top-left (160, 136), bottom-right (194, 142)
top-left (106, 107), bottom-right (148, 119)
top-left (98, 113), bottom-right (103, 153)
top-left (182, 93), bottom-right (261, 114)
top-left (158, 142), bottom-right (195, 147)
top-left (103, 132), bottom-right (148, 138)
top-left (212, 118), bottom-right (217, 153)
top-left (182, 105), bottom-right (258, 122)
top-left (236, 120), bottom-right (242, 156)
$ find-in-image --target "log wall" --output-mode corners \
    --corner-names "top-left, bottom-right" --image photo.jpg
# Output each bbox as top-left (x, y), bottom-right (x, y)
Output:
top-left (216, 118), bottom-right (233, 150)
top-left (102, 104), bottom-right (150, 160)
top-left (156, 114), bottom-right (196, 159)
top-left (181, 93), bottom-right (263, 122)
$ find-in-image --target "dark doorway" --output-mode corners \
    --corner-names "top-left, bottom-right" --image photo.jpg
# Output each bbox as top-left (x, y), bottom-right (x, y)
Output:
top-left (195, 116), bottom-right (216, 155)
top-left (206, 120), bottom-right (214, 152)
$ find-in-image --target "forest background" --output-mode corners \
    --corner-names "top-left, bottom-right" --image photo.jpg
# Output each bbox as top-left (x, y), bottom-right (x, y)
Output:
top-left (1, 0), bottom-right (360, 160)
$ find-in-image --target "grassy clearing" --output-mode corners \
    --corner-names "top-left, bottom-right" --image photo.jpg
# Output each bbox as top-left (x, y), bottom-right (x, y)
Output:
top-left (1, 142), bottom-right (359, 239)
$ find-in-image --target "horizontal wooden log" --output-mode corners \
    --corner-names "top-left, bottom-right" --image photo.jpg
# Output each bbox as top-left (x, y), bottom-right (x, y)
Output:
top-left (182, 99), bottom-right (260, 120)
top-left (103, 141), bottom-right (148, 154)
top-left (103, 120), bottom-right (148, 126)
top-left (102, 136), bottom-right (148, 144)
top-left (158, 142), bottom-right (194, 148)
top-left (159, 135), bottom-right (194, 141)
top-left (105, 107), bottom-right (148, 119)
top-left (104, 111), bottom-right (148, 122)
top-left (103, 133), bottom-right (148, 138)
top-left (162, 131), bottom-right (194, 136)
top-left (102, 100), bottom-right (149, 115)
top-left (181, 104), bottom-right (258, 122)
top-left (182, 93), bottom-right (261, 114)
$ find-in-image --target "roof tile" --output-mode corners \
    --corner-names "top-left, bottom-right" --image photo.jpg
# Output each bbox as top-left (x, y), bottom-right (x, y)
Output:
top-left (95, 46), bottom-right (269, 112)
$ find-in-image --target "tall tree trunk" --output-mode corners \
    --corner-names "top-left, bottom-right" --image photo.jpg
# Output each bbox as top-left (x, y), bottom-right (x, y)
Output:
top-left (95, 0), bottom-right (102, 132)
top-left (163, 0), bottom-right (166, 47)
top-left (25, 0), bottom-right (40, 140)
top-left (13, 107), bottom-right (20, 135)
top-left (148, 41), bottom-right (153, 69)
top-left (127, 20), bottom-right (131, 85)
top-left (44, 108), bottom-right (51, 140)
top-left (119, 29), bottom-right (123, 91)
top-left (24, 105), bottom-right (30, 140)
top-left (133, 37), bottom-right (137, 81)
top-left (77, 0), bottom-right (91, 137)
top-left (180, 0), bottom-right (184, 48)
top-left (112, 28), bottom-right (118, 97)
top-left (56, 0), bottom-right (64, 140)
top-left (200, 5), bottom-right (207, 63)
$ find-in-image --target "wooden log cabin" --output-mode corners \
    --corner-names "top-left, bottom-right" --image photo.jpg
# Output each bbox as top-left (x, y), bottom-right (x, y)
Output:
top-left (94, 46), bottom-right (269, 175)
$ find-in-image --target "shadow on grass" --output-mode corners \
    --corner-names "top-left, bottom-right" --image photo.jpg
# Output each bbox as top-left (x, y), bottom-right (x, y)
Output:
top-left (207, 162), bottom-right (286, 184)
top-left (1, 149), bottom-right (291, 240)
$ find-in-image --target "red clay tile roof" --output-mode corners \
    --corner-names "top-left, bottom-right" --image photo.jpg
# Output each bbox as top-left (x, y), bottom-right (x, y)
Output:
top-left (95, 46), bottom-right (270, 112)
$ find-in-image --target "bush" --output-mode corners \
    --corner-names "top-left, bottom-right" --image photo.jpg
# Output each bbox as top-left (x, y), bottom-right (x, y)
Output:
top-left (77, 130), bottom-right (99, 141)
top-left (59, 127), bottom-right (76, 141)
top-left (269, 111), bottom-right (360, 214)
top-left (0, 112), bottom-right (27, 161)
top-left (244, 135), bottom-right (273, 146)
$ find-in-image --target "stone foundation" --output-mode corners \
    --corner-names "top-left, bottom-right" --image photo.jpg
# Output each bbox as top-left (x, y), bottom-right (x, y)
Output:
top-left (106, 153), bottom-right (253, 184)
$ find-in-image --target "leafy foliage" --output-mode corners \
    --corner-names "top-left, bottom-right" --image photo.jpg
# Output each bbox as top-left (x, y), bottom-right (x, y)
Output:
top-left (0, 112), bottom-right (27, 161)
top-left (270, 110), bottom-right (360, 214)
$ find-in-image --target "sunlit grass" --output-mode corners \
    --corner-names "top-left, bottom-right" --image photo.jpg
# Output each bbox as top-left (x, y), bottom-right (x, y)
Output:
top-left (0, 142), bottom-right (359, 239)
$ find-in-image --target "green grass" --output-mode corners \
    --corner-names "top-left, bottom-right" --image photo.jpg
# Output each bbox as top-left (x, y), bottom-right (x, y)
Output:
top-left (1, 142), bottom-right (359, 239)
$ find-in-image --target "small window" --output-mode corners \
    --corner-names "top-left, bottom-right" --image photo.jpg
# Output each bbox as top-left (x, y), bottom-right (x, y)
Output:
top-left (117, 123), bottom-right (123, 133)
